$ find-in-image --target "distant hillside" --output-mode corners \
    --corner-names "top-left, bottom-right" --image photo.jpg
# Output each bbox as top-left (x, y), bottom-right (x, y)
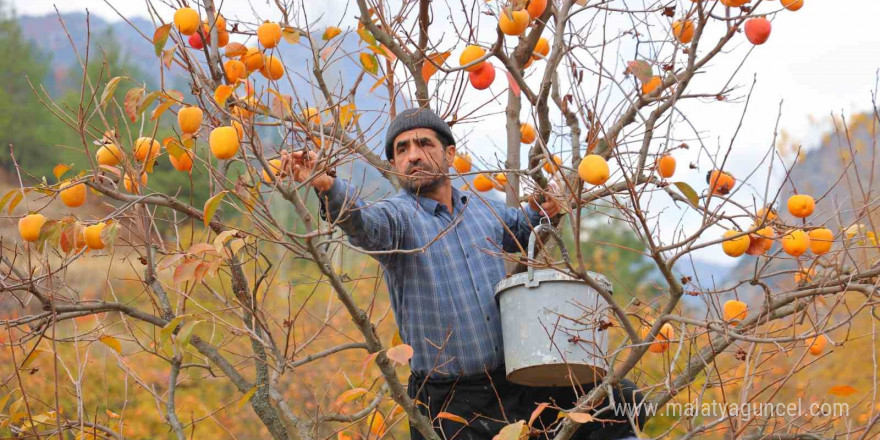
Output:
top-left (722, 113), bottom-right (880, 302)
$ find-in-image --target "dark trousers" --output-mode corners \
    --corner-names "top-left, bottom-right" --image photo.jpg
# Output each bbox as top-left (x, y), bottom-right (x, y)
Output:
top-left (407, 367), bottom-right (646, 440)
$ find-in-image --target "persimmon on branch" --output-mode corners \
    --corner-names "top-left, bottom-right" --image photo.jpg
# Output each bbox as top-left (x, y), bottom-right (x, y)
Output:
top-left (3, 0), bottom-right (877, 439)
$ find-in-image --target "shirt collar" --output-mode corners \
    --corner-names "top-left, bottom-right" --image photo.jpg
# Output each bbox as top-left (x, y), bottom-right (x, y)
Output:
top-left (405, 185), bottom-right (469, 215)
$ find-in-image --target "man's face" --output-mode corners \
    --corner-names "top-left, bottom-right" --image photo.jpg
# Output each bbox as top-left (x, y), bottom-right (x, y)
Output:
top-left (390, 128), bottom-right (455, 194)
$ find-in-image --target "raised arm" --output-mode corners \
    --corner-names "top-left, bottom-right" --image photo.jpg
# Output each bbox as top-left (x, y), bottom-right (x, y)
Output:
top-left (281, 150), bottom-right (402, 254)
top-left (315, 178), bottom-right (403, 252)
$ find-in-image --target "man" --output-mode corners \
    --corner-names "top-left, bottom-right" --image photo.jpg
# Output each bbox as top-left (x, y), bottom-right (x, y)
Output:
top-left (283, 108), bottom-right (645, 440)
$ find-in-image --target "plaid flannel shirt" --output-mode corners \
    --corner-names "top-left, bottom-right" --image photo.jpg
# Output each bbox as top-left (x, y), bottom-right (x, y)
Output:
top-left (316, 178), bottom-right (544, 377)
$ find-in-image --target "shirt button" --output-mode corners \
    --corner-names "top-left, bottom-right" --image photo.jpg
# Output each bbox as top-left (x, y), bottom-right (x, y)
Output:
top-left (486, 316), bottom-right (490, 321)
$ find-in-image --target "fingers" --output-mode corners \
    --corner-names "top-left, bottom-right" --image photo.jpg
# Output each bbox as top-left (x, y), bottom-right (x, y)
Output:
top-left (540, 199), bottom-right (562, 217)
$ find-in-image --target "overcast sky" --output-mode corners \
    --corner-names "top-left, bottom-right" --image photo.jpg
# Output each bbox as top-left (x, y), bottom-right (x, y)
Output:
top-left (14, 0), bottom-right (880, 266)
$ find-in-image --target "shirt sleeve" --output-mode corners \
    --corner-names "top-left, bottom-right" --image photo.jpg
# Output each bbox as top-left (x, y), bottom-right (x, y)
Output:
top-left (315, 178), bottom-right (403, 253)
top-left (499, 203), bottom-right (545, 253)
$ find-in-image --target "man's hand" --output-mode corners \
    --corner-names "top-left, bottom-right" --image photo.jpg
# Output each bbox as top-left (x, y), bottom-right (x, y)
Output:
top-left (279, 150), bottom-right (334, 192)
top-left (528, 193), bottom-right (562, 218)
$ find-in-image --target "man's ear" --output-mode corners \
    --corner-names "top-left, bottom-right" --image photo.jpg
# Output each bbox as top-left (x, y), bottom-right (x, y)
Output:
top-left (446, 144), bottom-right (456, 166)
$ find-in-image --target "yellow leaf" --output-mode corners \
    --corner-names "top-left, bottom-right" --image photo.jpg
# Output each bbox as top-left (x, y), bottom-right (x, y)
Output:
top-left (367, 411), bottom-right (386, 437)
top-left (828, 385), bottom-right (857, 397)
top-left (215, 84), bottom-right (234, 106)
top-left (21, 348), bottom-right (48, 369)
top-left (335, 388), bottom-right (369, 406)
top-left (105, 409), bottom-right (120, 419)
top-left (528, 403), bottom-right (550, 427)
top-left (496, 420), bottom-right (527, 440)
top-left (99, 335), bottom-right (122, 355)
top-left (421, 51), bottom-right (450, 83)
top-left (386, 343), bottom-right (413, 365)
top-left (340, 103), bottom-right (358, 128)
top-left (323, 26), bottom-right (342, 41)
top-left (151, 99), bottom-right (175, 121)
top-left (390, 330), bottom-right (403, 347)
top-left (100, 76), bottom-right (126, 109)
top-left (566, 412), bottom-right (593, 423)
top-left (282, 27), bottom-right (301, 44)
top-left (0, 392), bottom-right (14, 413)
top-left (213, 229), bottom-right (239, 254)
top-left (203, 191), bottom-right (227, 226)
top-left (53, 164), bottom-right (72, 180)
top-left (360, 52), bottom-right (379, 76)
top-left (369, 74), bottom-right (390, 93)
top-left (338, 432), bottom-right (355, 440)
top-left (237, 386), bottom-right (257, 411)
top-left (160, 316), bottom-right (185, 348)
top-left (437, 411), bottom-right (469, 425)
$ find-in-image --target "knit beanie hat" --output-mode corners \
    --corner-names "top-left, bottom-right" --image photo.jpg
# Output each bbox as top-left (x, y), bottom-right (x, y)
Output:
top-left (384, 107), bottom-right (455, 160)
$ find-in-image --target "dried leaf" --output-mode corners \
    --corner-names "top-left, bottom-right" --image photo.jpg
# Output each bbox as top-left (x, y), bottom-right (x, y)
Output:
top-left (224, 42), bottom-right (247, 57)
top-left (369, 74), bottom-right (390, 93)
top-left (267, 89), bottom-right (293, 118)
top-left (0, 392), bottom-right (13, 413)
top-left (164, 137), bottom-right (186, 159)
top-left (367, 411), bottom-right (386, 437)
top-left (390, 330), bottom-right (403, 347)
top-left (172, 258), bottom-right (200, 285)
top-left (528, 403), bottom-right (550, 427)
top-left (357, 27), bottom-right (376, 46)
top-left (153, 23), bottom-right (172, 56)
top-left (7, 192), bottom-right (23, 214)
top-left (334, 388), bottom-right (369, 406)
top-left (203, 191), bottom-right (227, 226)
top-left (323, 26), bottom-right (342, 41)
top-left (100, 76), bottom-right (125, 109)
top-left (627, 60), bottom-right (653, 83)
top-left (137, 90), bottom-right (162, 116)
top-left (566, 412), bottom-right (593, 423)
top-left (53, 164), bottom-right (71, 180)
top-left (176, 320), bottom-right (202, 351)
top-left (339, 103), bottom-right (358, 128)
top-left (159, 316), bottom-right (185, 348)
top-left (829, 385), bottom-right (857, 397)
top-left (320, 40), bottom-right (339, 61)
top-left (187, 243), bottom-right (218, 255)
top-left (0, 189), bottom-right (17, 212)
top-left (237, 386), bottom-right (257, 411)
top-left (157, 253), bottom-right (186, 272)
top-left (496, 421), bottom-right (527, 440)
top-left (673, 182), bottom-right (699, 207)
top-left (162, 47), bottom-right (176, 69)
top-left (386, 343), bottom-right (413, 365)
top-left (421, 51), bottom-right (450, 83)
top-left (504, 69), bottom-right (521, 97)
top-left (124, 87), bottom-right (145, 122)
top-left (213, 229), bottom-right (238, 254)
top-left (360, 52), bottom-right (379, 76)
top-left (99, 335), bottom-right (122, 354)
top-left (214, 84), bottom-right (234, 106)
top-left (21, 348), bottom-right (48, 370)
top-left (437, 412), bottom-right (469, 425)
top-left (151, 100), bottom-right (175, 121)
top-left (282, 27), bottom-right (301, 44)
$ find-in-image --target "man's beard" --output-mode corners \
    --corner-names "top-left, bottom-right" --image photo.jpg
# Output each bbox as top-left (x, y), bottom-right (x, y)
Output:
top-left (401, 158), bottom-right (449, 195)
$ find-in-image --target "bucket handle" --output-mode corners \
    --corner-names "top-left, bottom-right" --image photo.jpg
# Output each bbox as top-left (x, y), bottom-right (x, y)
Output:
top-left (526, 220), bottom-right (572, 287)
